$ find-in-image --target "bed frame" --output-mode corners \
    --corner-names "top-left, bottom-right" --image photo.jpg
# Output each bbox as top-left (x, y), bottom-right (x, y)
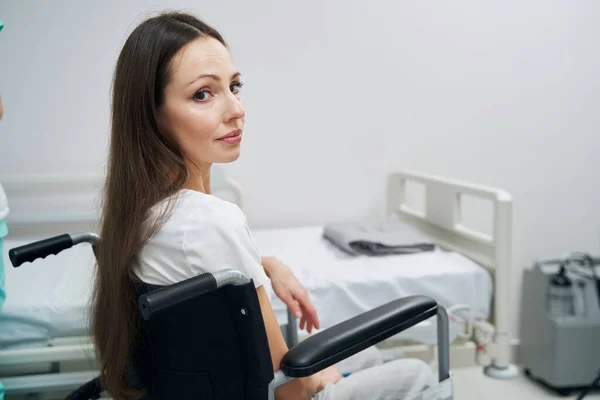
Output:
top-left (0, 169), bottom-right (519, 397)
top-left (387, 170), bottom-right (518, 379)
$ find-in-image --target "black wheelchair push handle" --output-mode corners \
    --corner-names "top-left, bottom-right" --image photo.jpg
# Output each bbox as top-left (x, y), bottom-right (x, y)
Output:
top-left (139, 269), bottom-right (251, 320)
top-left (8, 232), bottom-right (100, 267)
top-left (139, 273), bottom-right (218, 320)
top-left (9, 234), bottom-right (73, 267)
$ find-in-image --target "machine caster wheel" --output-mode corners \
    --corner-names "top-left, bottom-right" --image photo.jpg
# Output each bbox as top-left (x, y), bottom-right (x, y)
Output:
top-left (556, 388), bottom-right (573, 397)
top-left (522, 367), bottom-right (575, 397)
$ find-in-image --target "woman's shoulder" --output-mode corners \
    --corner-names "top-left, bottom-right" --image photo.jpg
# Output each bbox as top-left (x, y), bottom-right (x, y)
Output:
top-left (159, 189), bottom-right (248, 234)
top-left (135, 190), bottom-right (262, 287)
top-left (178, 189), bottom-right (245, 221)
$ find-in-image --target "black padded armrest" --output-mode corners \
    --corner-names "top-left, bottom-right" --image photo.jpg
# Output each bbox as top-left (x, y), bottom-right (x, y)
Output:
top-left (281, 295), bottom-right (437, 377)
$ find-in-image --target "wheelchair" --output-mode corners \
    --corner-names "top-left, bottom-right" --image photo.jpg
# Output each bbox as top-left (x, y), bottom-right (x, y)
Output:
top-left (9, 232), bottom-right (454, 400)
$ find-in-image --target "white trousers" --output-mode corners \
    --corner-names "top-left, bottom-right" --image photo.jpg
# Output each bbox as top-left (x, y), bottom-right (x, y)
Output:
top-left (312, 346), bottom-right (434, 400)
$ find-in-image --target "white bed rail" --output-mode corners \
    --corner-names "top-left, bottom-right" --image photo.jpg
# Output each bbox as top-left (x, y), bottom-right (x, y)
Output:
top-left (387, 170), bottom-right (516, 377)
top-left (0, 166), bottom-right (244, 228)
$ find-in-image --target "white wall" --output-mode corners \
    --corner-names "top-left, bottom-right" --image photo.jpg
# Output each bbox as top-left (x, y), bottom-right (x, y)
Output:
top-left (1, 0), bottom-right (599, 340)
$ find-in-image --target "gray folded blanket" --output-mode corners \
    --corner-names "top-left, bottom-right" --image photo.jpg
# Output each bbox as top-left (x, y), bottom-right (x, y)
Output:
top-left (323, 217), bottom-right (435, 256)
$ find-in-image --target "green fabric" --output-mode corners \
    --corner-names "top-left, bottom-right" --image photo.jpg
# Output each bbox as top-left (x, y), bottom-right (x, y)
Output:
top-left (0, 219), bottom-right (6, 309)
top-left (0, 219), bottom-right (6, 238)
top-left (0, 219), bottom-right (6, 399)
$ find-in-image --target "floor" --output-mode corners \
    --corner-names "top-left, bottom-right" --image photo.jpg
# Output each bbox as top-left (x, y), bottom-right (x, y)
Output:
top-left (4, 363), bottom-right (599, 399)
top-left (452, 366), bottom-right (600, 400)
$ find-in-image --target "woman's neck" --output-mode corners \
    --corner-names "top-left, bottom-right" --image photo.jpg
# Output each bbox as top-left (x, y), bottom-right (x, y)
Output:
top-left (185, 163), bottom-right (212, 194)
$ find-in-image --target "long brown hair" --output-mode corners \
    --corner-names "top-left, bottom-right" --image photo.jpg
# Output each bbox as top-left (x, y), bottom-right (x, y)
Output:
top-left (91, 11), bottom-right (227, 399)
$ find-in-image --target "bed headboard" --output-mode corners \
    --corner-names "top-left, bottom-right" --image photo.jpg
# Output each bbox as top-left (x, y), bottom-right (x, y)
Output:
top-left (387, 170), bottom-right (512, 272)
top-left (387, 170), bottom-right (514, 366)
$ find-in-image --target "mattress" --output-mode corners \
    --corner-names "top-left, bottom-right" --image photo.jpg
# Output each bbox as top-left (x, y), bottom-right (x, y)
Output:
top-left (252, 225), bottom-right (493, 345)
top-left (0, 225), bottom-right (493, 349)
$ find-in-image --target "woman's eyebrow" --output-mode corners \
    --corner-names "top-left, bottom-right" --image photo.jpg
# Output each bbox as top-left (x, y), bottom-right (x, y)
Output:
top-left (188, 71), bottom-right (241, 86)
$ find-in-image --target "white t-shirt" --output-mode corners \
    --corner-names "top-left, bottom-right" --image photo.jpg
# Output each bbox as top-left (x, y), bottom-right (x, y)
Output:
top-left (132, 189), bottom-right (272, 300)
top-left (0, 183), bottom-right (8, 221)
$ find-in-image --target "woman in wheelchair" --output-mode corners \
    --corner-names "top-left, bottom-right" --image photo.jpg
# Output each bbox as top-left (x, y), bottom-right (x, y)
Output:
top-left (91, 11), bottom-right (433, 400)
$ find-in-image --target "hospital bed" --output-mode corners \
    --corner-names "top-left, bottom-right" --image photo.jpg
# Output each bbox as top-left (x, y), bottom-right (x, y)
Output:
top-left (8, 233), bottom-right (454, 399)
top-left (0, 169), bottom-right (518, 396)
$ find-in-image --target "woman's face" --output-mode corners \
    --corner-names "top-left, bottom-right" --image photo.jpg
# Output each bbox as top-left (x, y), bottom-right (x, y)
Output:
top-left (159, 36), bottom-right (245, 168)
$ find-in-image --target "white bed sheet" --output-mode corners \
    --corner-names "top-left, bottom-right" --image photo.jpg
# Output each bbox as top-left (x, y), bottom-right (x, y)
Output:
top-left (252, 225), bottom-right (493, 345)
top-left (0, 225), bottom-right (493, 349)
top-left (1, 236), bottom-right (96, 348)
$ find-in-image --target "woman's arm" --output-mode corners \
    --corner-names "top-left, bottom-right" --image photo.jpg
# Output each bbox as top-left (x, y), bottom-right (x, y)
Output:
top-left (261, 256), bottom-right (320, 333)
top-left (256, 285), bottom-right (320, 400)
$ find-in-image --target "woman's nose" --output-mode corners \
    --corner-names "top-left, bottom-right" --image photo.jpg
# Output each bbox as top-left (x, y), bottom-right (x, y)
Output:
top-left (224, 94), bottom-right (245, 122)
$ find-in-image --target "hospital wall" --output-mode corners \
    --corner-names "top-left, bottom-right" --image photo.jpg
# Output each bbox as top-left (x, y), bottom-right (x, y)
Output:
top-left (0, 0), bottom-right (598, 341)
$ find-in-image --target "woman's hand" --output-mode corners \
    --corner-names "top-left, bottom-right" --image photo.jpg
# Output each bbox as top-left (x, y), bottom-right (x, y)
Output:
top-left (262, 256), bottom-right (320, 333)
top-left (314, 366), bottom-right (343, 392)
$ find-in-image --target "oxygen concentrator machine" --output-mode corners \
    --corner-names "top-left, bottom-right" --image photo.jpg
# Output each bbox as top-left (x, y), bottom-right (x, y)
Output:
top-left (519, 253), bottom-right (600, 397)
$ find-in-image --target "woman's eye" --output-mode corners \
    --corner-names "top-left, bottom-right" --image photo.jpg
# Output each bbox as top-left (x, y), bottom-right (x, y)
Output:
top-left (193, 89), bottom-right (211, 102)
top-left (230, 81), bottom-right (244, 94)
